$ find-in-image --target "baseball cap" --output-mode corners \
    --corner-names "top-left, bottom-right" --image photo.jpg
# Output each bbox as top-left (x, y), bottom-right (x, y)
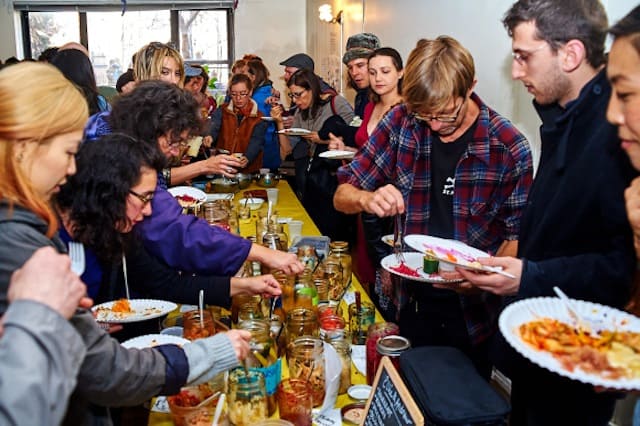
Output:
top-left (342, 33), bottom-right (381, 65)
top-left (279, 53), bottom-right (315, 71)
top-left (184, 64), bottom-right (202, 78)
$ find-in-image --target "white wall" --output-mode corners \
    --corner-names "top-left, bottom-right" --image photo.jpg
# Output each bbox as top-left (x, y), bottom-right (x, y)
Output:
top-left (234, 0), bottom-right (307, 98)
top-left (0, 2), bottom-right (17, 61)
top-left (307, 0), bottom-right (638, 170)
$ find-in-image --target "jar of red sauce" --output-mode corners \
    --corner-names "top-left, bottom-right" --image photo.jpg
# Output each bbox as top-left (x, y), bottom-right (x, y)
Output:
top-left (365, 322), bottom-right (399, 385)
top-left (319, 314), bottom-right (346, 342)
top-left (376, 335), bottom-right (411, 372)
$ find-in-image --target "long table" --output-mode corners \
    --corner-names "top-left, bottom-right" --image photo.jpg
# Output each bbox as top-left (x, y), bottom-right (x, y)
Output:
top-left (148, 180), bottom-right (383, 425)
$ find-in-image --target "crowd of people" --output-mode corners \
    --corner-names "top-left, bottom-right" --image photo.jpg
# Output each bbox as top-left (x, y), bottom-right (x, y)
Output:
top-left (2, 0), bottom-right (640, 425)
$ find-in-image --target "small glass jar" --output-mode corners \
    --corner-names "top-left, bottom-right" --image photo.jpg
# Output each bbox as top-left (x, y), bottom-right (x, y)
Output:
top-left (182, 310), bottom-right (215, 341)
top-left (313, 277), bottom-right (329, 302)
top-left (276, 379), bottom-right (313, 426)
top-left (319, 314), bottom-right (347, 342)
top-left (238, 319), bottom-right (281, 416)
top-left (285, 308), bottom-right (318, 354)
top-left (296, 245), bottom-right (319, 272)
top-left (202, 202), bottom-right (231, 231)
top-left (318, 260), bottom-right (343, 301)
top-left (231, 295), bottom-right (262, 324)
top-left (288, 337), bottom-right (326, 408)
top-left (328, 241), bottom-right (352, 287)
top-left (348, 301), bottom-right (376, 345)
top-left (317, 300), bottom-right (342, 321)
top-left (330, 338), bottom-right (352, 394)
top-left (365, 322), bottom-right (400, 385)
top-left (293, 271), bottom-right (318, 309)
top-left (228, 369), bottom-right (268, 426)
top-left (376, 335), bottom-right (412, 372)
top-left (272, 271), bottom-right (295, 315)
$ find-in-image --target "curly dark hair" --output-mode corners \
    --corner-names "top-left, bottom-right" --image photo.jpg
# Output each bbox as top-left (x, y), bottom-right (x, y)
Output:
top-left (107, 79), bottom-right (201, 160)
top-left (55, 133), bottom-right (165, 263)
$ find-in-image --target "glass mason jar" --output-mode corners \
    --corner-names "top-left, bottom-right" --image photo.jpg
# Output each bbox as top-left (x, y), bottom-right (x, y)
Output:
top-left (376, 335), bottom-right (412, 373)
top-left (288, 337), bottom-right (326, 408)
top-left (293, 271), bottom-right (318, 309)
top-left (365, 322), bottom-right (400, 385)
top-left (296, 245), bottom-right (319, 272)
top-left (330, 338), bottom-right (352, 394)
top-left (231, 294), bottom-right (262, 324)
top-left (348, 301), bottom-right (376, 345)
top-left (202, 202), bottom-right (231, 232)
top-left (328, 241), bottom-right (352, 288)
top-left (317, 260), bottom-right (343, 301)
top-left (319, 314), bottom-right (347, 342)
top-left (182, 310), bottom-right (216, 341)
top-left (272, 271), bottom-right (295, 315)
top-left (313, 277), bottom-right (329, 302)
top-left (227, 369), bottom-right (268, 426)
top-left (285, 308), bottom-right (318, 354)
top-left (238, 319), bottom-right (281, 416)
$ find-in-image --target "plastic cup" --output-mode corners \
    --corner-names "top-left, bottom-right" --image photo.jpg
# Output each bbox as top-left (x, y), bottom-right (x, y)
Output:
top-left (288, 220), bottom-right (303, 242)
top-left (266, 188), bottom-right (279, 206)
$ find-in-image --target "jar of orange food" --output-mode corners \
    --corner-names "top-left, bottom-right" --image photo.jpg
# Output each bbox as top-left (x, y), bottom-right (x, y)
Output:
top-left (182, 310), bottom-right (215, 340)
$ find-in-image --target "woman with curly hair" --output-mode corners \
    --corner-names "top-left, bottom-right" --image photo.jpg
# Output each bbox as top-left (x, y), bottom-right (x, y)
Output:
top-left (0, 61), bottom-right (251, 425)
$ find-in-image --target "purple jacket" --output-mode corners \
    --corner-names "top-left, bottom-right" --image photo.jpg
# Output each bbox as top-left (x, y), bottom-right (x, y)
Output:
top-left (85, 111), bottom-right (252, 275)
top-left (138, 186), bottom-right (251, 275)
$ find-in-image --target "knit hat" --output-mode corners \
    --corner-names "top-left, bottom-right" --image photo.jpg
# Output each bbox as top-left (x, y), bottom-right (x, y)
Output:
top-left (279, 53), bottom-right (315, 71)
top-left (342, 33), bottom-right (381, 65)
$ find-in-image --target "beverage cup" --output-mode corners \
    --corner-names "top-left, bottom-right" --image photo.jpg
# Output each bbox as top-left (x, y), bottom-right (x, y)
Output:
top-left (266, 188), bottom-right (279, 206)
top-left (287, 220), bottom-right (303, 243)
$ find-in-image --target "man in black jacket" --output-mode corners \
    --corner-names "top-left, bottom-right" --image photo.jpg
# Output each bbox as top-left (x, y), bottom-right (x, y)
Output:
top-left (459, 1), bottom-right (637, 425)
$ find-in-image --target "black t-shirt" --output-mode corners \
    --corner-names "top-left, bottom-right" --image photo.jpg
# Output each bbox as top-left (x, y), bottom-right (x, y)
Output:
top-left (427, 122), bottom-right (476, 240)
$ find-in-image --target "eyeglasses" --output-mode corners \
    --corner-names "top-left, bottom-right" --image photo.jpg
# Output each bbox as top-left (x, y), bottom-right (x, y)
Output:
top-left (129, 189), bottom-right (155, 206)
top-left (230, 92), bottom-right (250, 98)
top-left (413, 99), bottom-right (465, 124)
top-left (167, 138), bottom-right (189, 149)
top-left (512, 44), bottom-right (547, 66)
top-left (288, 89), bottom-right (307, 100)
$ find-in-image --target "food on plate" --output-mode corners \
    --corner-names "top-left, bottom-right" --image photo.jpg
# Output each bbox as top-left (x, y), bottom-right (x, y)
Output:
top-left (423, 255), bottom-right (439, 274)
top-left (389, 262), bottom-right (421, 278)
top-left (111, 298), bottom-right (132, 313)
top-left (518, 317), bottom-right (640, 379)
top-left (175, 193), bottom-right (199, 208)
top-left (423, 244), bottom-right (483, 269)
top-left (342, 402), bottom-right (366, 425)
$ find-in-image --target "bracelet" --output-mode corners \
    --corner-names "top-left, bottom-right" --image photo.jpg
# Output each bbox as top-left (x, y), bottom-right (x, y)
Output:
top-left (162, 168), bottom-right (171, 184)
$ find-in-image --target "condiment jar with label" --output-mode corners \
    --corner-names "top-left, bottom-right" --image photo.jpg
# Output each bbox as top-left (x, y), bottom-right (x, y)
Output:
top-left (238, 319), bottom-right (281, 416)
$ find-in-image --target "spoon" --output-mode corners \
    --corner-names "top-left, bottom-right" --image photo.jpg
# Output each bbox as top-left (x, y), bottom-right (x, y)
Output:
top-left (195, 391), bottom-right (221, 408)
top-left (553, 286), bottom-right (591, 333)
top-left (199, 289), bottom-right (205, 329)
top-left (211, 393), bottom-right (226, 425)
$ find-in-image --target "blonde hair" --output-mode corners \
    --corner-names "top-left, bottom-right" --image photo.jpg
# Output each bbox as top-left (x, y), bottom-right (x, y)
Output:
top-left (0, 62), bottom-right (88, 236)
top-left (133, 42), bottom-right (185, 87)
top-left (403, 36), bottom-right (475, 113)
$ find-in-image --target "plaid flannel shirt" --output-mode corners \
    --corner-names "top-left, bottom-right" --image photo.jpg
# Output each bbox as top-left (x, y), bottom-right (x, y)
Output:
top-left (337, 93), bottom-right (533, 344)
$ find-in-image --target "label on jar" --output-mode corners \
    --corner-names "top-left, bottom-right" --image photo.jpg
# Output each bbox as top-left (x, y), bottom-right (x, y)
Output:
top-left (255, 358), bottom-right (282, 395)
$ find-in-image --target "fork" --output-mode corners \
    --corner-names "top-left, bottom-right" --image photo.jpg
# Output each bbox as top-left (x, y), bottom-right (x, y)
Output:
top-left (68, 241), bottom-right (86, 276)
top-left (393, 213), bottom-right (406, 263)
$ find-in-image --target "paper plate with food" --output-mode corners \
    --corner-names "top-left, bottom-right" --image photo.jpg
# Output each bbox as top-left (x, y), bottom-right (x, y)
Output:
top-left (277, 127), bottom-right (312, 136)
top-left (121, 334), bottom-right (189, 349)
top-left (167, 186), bottom-right (206, 208)
top-left (93, 299), bottom-right (178, 323)
top-left (319, 150), bottom-right (356, 160)
top-left (381, 252), bottom-right (464, 284)
top-left (499, 297), bottom-right (640, 389)
top-left (403, 234), bottom-right (510, 275)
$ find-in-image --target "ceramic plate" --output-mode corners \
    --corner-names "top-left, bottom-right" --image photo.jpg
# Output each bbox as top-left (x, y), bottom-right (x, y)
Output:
top-left (93, 299), bottom-right (177, 323)
top-left (278, 127), bottom-right (311, 136)
top-left (319, 150), bottom-right (356, 160)
top-left (380, 252), bottom-right (463, 284)
top-left (404, 234), bottom-right (493, 273)
top-left (167, 186), bottom-right (207, 208)
top-left (121, 334), bottom-right (189, 349)
top-left (499, 297), bottom-right (640, 389)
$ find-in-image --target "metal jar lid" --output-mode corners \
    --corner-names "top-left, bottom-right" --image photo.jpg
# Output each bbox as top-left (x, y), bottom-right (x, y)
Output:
top-left (376, 335), bottom-right (411, 356)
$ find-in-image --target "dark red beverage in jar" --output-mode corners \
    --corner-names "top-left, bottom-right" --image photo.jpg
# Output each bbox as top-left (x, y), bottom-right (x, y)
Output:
top-left (365, 322), bottom-right (399, 385)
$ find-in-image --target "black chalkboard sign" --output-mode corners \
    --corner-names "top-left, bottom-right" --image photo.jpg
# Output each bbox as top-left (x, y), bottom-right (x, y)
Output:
top-left (363, 356), bottom-right (424, 426)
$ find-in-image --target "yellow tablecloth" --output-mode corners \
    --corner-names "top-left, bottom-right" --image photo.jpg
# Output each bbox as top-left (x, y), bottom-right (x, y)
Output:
top-left (148, 180), bottom-right (382, 425)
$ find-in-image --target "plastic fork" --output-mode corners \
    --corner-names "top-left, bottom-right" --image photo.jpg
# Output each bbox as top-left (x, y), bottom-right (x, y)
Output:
top-left (68, 241), bottom-right (85, 276)
top-left (553, 286), bottom-right (591, 334)
top-left (393, 214), bottom-right (406, 263)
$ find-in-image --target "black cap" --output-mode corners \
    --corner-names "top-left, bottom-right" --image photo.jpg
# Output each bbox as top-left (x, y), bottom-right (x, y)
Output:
top-left (279, 53), bottom-right (315, 71)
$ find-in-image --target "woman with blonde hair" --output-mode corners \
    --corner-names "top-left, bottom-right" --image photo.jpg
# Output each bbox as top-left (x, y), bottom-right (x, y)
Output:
top-left (133, 41), bottom-right (185, 87)
top-left (0, 62), bottom-right (250, 424)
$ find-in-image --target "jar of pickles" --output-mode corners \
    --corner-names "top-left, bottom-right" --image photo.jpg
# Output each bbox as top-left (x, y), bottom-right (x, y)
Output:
top-left (228, 369), bottom-right (268, 426)
top-left (365, 322), bottom-right (400, 385)
top-left (288, 337), bottom-right (326, 408)
top-left (328, 241), bottom-right (352, 287)
top-left (238, 319), bottom-right (281, 416)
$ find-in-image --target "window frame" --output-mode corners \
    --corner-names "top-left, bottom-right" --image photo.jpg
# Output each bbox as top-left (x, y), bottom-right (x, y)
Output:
top-left (16, 2), bottom-right (235, 70)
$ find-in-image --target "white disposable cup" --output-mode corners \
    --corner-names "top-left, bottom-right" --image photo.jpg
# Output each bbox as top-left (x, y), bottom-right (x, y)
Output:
top-left (288, 220), bottom-right (303, 242)
top-left (266, 188), bottom-right (279, 206)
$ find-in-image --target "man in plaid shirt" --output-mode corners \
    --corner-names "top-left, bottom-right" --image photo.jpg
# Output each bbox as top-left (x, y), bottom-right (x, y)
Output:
top-left (335, 36), bottom-right (533, 377)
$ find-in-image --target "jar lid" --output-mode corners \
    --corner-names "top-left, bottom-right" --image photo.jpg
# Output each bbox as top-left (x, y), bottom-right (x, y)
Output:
top-left (376, 335), bottom-right (411, 356)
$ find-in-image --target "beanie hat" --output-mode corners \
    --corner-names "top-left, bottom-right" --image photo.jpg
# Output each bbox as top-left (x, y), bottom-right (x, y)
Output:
top-left (342, 33), bottom-right (381, 65)
top-left (279, 53), bottom-right (315, 71)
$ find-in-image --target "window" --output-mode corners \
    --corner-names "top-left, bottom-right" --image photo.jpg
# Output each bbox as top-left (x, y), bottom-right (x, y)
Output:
top-left (16, 3), bottom-right (234, 88)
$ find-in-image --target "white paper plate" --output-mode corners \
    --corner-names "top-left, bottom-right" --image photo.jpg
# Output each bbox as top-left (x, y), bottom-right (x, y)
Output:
top-left (499, 297), bottom-right (640, 389)
top-left (404, 234), bottom-right (492, 273)
top-left (278, 127), bottom-right (311, 136)
top-left (167, 186), bottom-right (207, 207)
top-left (121, 333), bottom-right (189, 349)
top-left (347, 384), bottom-right (372, 401)
top-left (319, 150), bottom-right (356, 160)
top-left (380, 252), bottom-right (463, 284)
top-left (93, 299), bottom-right (178, 323)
